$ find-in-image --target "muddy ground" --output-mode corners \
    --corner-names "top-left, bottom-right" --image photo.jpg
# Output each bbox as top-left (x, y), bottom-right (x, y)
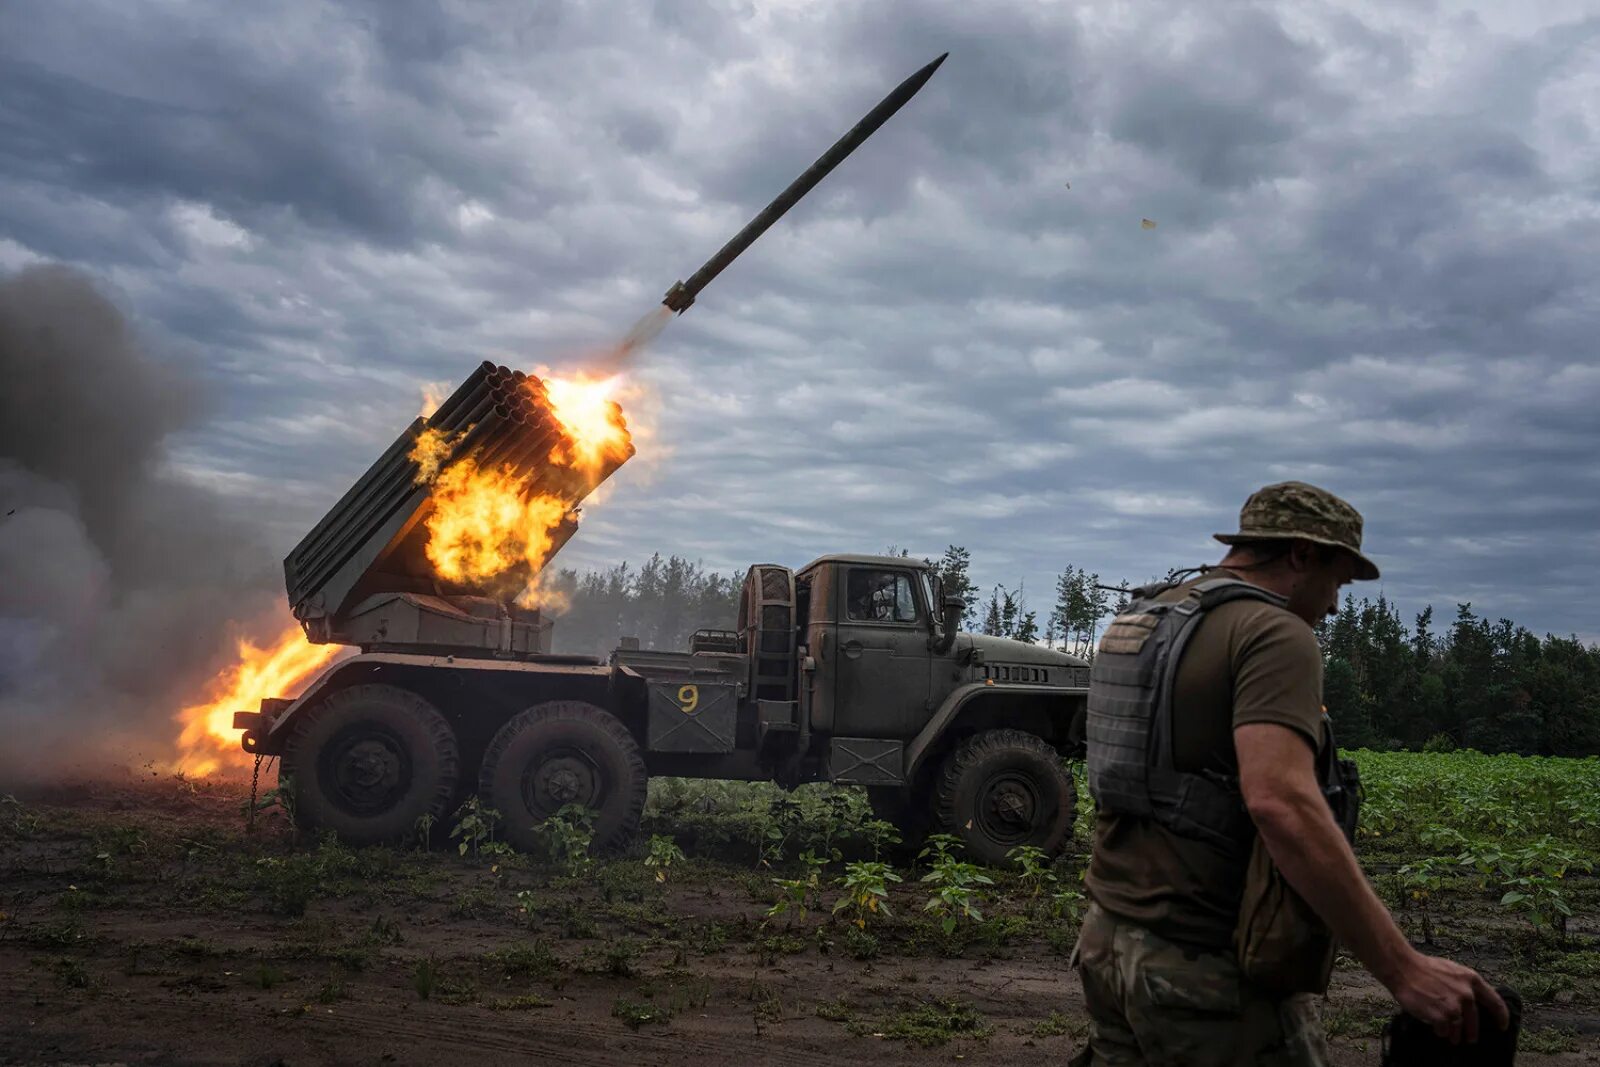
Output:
top-left (1, 776), bottom-right (1595, 1066)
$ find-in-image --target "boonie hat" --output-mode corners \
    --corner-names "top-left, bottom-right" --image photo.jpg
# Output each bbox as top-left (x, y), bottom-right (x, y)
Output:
top-left (1214, 481), bottom-right (1380, 581)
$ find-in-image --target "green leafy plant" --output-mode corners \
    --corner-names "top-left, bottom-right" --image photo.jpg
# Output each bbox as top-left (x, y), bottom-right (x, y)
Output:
top-left (832, 860), bottom-right (901, 929)
top-left (1007, 844), bottom-right (1056, 898)
top-left (1393, 857), bottom-right (1446, 945)
top-left (1049, 886), bottom-right (1087, 923)
top-left (921, 850), bottom-right (993, 936)
top-left (758, 795), bottom-right (803, 869)
top-left (643, 835), bottom-right (687, 883)
top-left (413, 957), bottom-right (438, 1000)
top-left (411, 811), bottom-right (436, 850)
top-left (917, 833), bottom-right (962, 869)
top-left (613, 995), bottom-right (673, 1029)
top-left (450, 797), bottom-right (503, 861)
top-left (767, 850), bottom-right (827, 925)
top-left (536, 804), bottom-right (596, 877)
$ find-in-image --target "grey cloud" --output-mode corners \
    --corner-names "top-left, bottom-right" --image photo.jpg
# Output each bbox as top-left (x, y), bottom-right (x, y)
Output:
top-left (0, 0), bottom-right (1596, 651)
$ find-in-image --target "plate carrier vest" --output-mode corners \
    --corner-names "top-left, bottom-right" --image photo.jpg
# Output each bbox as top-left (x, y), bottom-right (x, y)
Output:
top-left (1086, 576), bottom-right (1288, 856)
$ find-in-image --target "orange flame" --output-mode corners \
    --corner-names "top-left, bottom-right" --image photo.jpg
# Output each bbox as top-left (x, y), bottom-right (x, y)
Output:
top-left (173, 619), bottom-right (343, 777)
top-left (407, 370), bottom-right (631, 605)
top-left (421, 454), bottom-right (572, 595)
top-left (542, 372), bottom-right (631, 482)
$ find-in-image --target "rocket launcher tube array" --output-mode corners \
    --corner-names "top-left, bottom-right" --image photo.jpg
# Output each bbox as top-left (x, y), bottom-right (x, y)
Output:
top-left (283, 363), bottom-right (633, 635)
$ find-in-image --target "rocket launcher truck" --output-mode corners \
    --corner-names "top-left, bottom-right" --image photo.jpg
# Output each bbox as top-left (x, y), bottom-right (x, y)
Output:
top-left (233, 54), bottom-right (1091, 864)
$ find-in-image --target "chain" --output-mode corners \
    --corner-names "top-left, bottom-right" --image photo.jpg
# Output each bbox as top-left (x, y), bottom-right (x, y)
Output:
top-left (249, 752), bottom-right (263, 830)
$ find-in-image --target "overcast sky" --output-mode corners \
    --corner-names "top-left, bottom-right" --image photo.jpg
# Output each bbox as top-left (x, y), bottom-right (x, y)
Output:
top-left (3, 0), bottom-right (1597, 642)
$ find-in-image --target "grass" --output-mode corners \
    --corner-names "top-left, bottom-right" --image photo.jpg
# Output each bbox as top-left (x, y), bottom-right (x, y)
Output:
top-left (854, 998), bottom-right (993, 1047)
top-left (613, 995), bottom-right (672, 1029)
top-left (1523, 1026), bottom-right (1579, 1054)
top-left (482, 940), bottom-right (561, 979)
top-left (1031, 1010), bottom-right (1084, 1039)
top-left (486, 992), bottom-right (553, 1011)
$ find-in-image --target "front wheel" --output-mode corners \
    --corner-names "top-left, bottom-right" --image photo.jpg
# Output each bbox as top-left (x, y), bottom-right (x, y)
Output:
top-left (933, 729), bottom-right (1076, 867)
top-left (280, 684), bottom-right (460, 846)
top-left (478, 700), bottom-right (647, 855)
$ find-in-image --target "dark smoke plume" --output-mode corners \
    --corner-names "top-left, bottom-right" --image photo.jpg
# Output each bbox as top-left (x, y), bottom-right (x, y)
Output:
top-left (0, 265), bottom-right (279, 783)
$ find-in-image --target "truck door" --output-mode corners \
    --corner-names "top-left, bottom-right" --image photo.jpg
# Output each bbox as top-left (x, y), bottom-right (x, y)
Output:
top-left (832, 565), bottom-right (933, 738)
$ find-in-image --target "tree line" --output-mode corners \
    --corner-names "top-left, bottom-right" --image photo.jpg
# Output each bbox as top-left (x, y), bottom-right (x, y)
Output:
top-left (546, 548), bottom-right (1599, 757)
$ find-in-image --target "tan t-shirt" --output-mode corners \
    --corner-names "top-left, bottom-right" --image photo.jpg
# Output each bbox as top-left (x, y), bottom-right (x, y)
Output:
top-left (1085, 570), bottom-right (1325, 950)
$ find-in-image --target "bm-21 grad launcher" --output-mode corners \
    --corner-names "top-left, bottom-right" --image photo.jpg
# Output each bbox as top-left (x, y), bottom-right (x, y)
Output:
top-left (232, 55), bottom-right (1082, 870)
top-left (282, 53), bottom-right (949, 659)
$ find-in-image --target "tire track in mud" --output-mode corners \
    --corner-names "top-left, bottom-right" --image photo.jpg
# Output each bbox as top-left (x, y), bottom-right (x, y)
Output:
top-left (292, 996), bottom-right (869, 1067)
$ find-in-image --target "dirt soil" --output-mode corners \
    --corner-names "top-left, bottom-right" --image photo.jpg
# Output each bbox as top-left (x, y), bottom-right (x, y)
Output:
top-left (1, 776), bottom-right (1595, 1066)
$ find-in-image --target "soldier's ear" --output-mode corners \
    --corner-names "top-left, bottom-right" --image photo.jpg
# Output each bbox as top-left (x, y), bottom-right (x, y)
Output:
top-left (1286, 540), bottom-right (1318, 572)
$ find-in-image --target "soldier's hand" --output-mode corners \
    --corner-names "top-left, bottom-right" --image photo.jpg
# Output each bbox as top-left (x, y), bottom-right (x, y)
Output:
top-left (1391, 953), bottom-right (1509, 1044)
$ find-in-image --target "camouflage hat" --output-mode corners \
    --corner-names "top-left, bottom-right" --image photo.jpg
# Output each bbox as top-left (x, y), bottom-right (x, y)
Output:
top-left (1214, 481), bottom-right (1380, 580)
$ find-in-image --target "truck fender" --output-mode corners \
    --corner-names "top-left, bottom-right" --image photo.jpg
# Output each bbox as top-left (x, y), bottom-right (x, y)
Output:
top-left (903, 682), bottom-right (1074, 780)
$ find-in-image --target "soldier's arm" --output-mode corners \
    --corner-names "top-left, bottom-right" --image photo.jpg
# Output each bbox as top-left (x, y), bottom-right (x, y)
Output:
top-left (1235, 723), bottom-right (1508, 1045)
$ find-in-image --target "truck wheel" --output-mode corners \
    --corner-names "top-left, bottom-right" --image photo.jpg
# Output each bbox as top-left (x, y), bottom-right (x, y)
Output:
top-left (934, 729), bottom-right (1076, 867)
top-left (280, 684), bottom-right (459, 846)
top-left (479, 700), bottom-right (646, 855)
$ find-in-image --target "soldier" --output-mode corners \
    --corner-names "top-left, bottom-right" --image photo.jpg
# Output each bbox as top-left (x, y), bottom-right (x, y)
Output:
top-left (1072, 481), bottom-right (1507, 1066)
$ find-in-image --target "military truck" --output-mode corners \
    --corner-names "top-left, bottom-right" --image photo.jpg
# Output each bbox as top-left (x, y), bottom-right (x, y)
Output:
top-left (235, 53), bottom-right (1090, 862)
top-left (237, 550), bottom-right (1088, 864)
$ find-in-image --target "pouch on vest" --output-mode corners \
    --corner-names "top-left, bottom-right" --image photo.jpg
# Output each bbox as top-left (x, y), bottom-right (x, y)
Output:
top-left (1234, 718), bottom-right (1362, 996)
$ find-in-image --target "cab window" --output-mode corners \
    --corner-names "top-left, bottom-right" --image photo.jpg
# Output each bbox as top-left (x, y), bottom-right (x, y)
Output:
top-left (846, 569), bottom-right (919, 623)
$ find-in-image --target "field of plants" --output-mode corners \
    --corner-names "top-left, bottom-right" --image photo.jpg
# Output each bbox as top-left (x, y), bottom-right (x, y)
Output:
top-left (1, 750), bottom-right (1596, 1065)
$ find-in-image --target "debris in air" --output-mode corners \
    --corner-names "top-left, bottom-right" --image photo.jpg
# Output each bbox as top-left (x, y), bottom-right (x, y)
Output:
top-left (1141, 218), bottom-right (1158, 229)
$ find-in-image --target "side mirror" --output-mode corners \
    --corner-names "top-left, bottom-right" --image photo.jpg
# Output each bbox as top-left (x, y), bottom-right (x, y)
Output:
top-left (934, 594), bottom-right (964, 654)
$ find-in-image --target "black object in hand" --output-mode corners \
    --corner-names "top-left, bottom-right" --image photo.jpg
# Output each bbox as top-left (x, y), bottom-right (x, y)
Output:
top-left (1380, 986), bottom-right (1521, 1066)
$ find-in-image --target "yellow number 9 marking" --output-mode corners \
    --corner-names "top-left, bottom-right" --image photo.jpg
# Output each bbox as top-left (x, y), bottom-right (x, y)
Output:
top-left (677, 685), bottom-right (700, 714)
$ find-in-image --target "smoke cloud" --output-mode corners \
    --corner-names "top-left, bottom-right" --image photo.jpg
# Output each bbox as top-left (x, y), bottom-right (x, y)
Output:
top-left (0, 265), bottom-right (280, 783)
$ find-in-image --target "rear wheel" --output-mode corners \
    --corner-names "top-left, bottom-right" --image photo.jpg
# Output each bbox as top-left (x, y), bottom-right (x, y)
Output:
top-left (933, 728), bottom-right (1076, 867)
top-left (478, 700), bottom-right (647, 855)
top-left (280, 684), bottom-right (459, 846)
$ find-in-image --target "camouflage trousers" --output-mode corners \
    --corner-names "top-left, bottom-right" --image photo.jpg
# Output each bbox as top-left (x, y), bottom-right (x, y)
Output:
top-left (1069, 903), bottom-right (1331, 1067)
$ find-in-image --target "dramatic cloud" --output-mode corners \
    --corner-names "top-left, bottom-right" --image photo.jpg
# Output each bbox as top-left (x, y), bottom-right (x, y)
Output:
top-left (1, 0), bottom-right (1596, 643)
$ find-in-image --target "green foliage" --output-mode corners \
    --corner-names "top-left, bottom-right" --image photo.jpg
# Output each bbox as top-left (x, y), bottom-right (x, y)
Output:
top-left (874, 998), bottom-right (993, 1046)
top-left (1032, 1010), bottom-right (1084, 1039)
top-left (546, 554), bottom-right (743, 659)
top-left (535, 804), bottom-right (596, 876)
top-left (412, 957), bottom-right (437, 1000)
top-left (920, 843), bottom-right (994, 936)
top-left (1321, 597), bottom-right (1600, 755)
top-left (486, 992), bottom-right (553, 1010)
top-left (612, 995), bottom-right (672, 1029)
top-left (483, 940), bottom-right (560, 980)
top-left (832, 861), bottom-right (901, 929)
top-left (767, 850), bottom-right (828, 924)
top-left (980, 583), bottom-right (1038, 643)
top-left (1007, 845), bottom-right (1056, 897)
top-left (450, 797), bottom-right (511, 861)
top-left (1391, 857), bottom-right (1448, 945)
top-left (643, 834), bottom-right (687, 882)
top-left (1050, 886), bottom-right (1087, 923)
top-left (1049, 564), bottom-right (1113, 658)
top-left (842, 925), bottom-right (880, 960)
